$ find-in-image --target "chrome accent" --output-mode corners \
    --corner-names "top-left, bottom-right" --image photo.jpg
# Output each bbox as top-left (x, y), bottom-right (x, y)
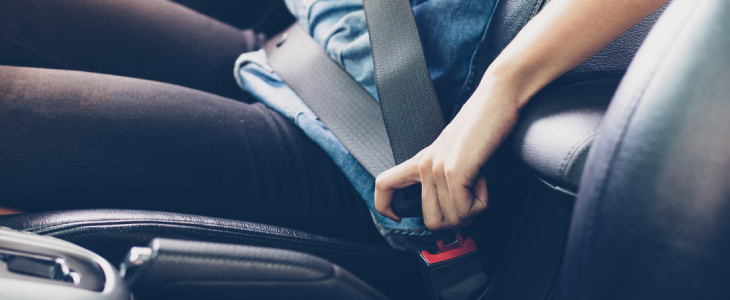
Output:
top-left (119, 247), bottom-right (153, 278)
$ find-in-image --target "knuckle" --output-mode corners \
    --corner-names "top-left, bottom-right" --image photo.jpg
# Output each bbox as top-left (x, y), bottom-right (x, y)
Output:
top-left (443, 164), bottom-right (458, 181)
top-left (431, 161), bottom-right (445, 177)
top-left (454, 209), bottom-right (472, 220)
top-left (423, 218), bottom-right (437, 230)
top-left (444, 216), bottom-right (462, 228)
top-left (418, 159), bottom-right (432, 174)
top-left (431, 167), bottom-right (442, 178)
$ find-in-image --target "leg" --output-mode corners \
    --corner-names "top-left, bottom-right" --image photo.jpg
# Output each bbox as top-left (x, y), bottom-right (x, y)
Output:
top-left (0, 0), bottom-right (262, 99)
top-left (0, 66), bottom-right (385, 245)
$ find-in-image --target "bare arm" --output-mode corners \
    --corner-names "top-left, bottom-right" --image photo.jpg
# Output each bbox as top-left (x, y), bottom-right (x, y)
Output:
top-left (375, 0), bottom-right (669, 229)
top-left (487, 0), bottom-right (669, 107)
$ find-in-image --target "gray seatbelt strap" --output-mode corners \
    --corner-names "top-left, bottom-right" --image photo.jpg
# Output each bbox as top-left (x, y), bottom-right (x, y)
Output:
top-left (361, 0), bottom-right (445, 165)
top-left (264, 3), bottom-right (488, 299)
top-left (264, 24), bottom-right (395, 177)
top-left (264, 0), bottom-right (445, 217)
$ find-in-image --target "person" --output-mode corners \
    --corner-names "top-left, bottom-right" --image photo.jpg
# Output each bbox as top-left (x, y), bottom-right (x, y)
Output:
top-left (0, 0), bottom-right (669, 251)
top-left (235, 0), bottom-right (670, 249)
top-left (374, 0), bottom-right (671, 230)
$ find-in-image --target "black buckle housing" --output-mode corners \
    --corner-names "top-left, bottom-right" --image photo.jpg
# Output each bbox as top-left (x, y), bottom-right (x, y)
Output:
top-left (419, 231), bottom-right (488, 300)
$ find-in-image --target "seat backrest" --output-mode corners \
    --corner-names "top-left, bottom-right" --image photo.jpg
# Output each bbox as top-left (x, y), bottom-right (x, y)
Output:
top-left (562, 0), bottom-right (730, 298)
top-left (490, 0), bottom-right (668, 194)
top-left (470, 0), bottom-right (669, 97)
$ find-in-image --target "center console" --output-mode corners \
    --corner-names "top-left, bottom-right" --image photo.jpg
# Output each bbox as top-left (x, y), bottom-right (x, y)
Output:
top-left (0, 227), bottom-right (131, 300)
top-left (0, 225), bottom-right (389, 300)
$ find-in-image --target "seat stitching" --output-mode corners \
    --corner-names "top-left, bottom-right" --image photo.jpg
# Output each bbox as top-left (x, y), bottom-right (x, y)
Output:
top-left (18, 219), bottom-right (401, 257)
top-left (558, 131), bottom-right (598, 180)
top-left (48, 226), bottom-right (413, 261)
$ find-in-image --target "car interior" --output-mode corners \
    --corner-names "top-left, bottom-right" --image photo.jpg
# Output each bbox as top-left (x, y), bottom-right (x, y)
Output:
top-left (1, 0), bottom-right (729, 299)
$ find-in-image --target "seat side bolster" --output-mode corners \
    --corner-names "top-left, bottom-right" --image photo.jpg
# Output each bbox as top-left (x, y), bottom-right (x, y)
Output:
top-left (512, 77), bottom-right (619, 194)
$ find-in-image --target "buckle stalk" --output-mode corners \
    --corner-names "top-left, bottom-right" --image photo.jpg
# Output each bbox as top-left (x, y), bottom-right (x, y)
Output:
top-left (419, 230), bottom-right (488, 300)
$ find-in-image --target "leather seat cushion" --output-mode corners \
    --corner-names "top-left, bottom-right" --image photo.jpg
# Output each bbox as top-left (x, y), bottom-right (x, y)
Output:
top-left (0, 209), bottom-right (424, 300)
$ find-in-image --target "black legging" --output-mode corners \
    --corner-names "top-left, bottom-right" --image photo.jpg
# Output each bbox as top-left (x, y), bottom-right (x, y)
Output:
top-left (0, 0), bottom-right (386, 245)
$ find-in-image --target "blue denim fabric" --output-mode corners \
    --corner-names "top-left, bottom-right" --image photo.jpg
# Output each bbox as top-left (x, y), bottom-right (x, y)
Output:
top-left (235, 0), bottom-right (497, 250)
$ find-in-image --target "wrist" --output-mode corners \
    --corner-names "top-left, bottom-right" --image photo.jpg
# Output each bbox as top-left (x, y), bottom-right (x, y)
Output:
top-left (477, 58), bottom-right (552, 109)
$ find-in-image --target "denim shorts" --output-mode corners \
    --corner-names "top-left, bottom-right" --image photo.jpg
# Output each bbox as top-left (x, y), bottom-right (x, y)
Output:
top-left (235, 0), bottom-right (498, 251)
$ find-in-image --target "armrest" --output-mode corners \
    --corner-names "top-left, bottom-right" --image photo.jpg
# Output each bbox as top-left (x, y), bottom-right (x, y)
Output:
top-left (512, 77), bottom-right (620, 195)
top-left (122, 238), bottom-right (389, 300)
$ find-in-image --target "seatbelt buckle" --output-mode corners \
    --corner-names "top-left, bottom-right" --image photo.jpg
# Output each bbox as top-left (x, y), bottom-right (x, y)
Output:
top-left (419, 230), bottom-right (488, 300)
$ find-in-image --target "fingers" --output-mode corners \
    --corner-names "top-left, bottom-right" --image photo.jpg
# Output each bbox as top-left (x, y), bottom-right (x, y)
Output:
top-left (375, 148), bottom-right (490, 231)
top-left (448, 173), bottom-right (489, 222)
top-left (419, 156), bottom-right (444, 229)
top-left (374, 154), bottom-right (422, 222)
top-left (421, 155), bottom-right (473, 230)
top-left (433, 161), bottom-right (461, 228)
top-left (425, 160), bottom-right (489, 231)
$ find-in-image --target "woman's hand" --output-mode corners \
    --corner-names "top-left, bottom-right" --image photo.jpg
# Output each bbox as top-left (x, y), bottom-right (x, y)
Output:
top-left (374, 0), bottom-right (669, 231)
top-left (374, 78), bottom-right (521, 230)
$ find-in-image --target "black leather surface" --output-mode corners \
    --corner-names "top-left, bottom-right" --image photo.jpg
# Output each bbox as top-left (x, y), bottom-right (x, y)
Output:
top-left (474, 0), bottom-right (668, 94)
top-left (131, 238), bottom-right (388, 300)
top-left (483, 1), bottom-right (668, 194)
top-left (562, 0), bottom-right (730, 298)
top-left (0, 209), bottom-right (424, 300)
top-left (512, 77), bottom-right (620, 193)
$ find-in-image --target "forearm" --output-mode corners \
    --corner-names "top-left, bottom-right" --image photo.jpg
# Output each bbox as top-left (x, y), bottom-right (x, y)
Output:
top-left (476, 0), bottom-right (669, 109)
top-left (375, 0), bottom-right (671, 228)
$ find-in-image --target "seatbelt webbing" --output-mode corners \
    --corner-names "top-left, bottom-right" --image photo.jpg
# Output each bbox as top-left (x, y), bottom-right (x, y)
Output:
top-left (362, 0), bottom-right (445, 165)
top-left (264, 3), bottom-right (486, 299)
top-left (264, 0), bottom-right (444, 217)
top-left (264, 24), bottom-right (395, 177)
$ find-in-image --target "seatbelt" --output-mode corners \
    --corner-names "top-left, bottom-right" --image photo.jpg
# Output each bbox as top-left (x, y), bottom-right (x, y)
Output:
top-left (265, 1), bottom-right (445, 217)
top-left (265, 23), bottom-right (425, 218)
top-left (361, 0), bottom-right (445, 165)
top-left (264, 24), bottom-right (395, 178)
top-left (264, 0), bottom-right (487, 298)
top-left (363, 0), bottom-right (447, 218)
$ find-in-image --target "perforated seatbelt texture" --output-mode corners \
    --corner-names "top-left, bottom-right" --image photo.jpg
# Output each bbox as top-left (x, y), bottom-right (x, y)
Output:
top-left (265, 0), bottom-right (445, 217)
top-left (265, 24), bottom-right (395, 177)
top-left (362, 0), bottom-right (445, 165)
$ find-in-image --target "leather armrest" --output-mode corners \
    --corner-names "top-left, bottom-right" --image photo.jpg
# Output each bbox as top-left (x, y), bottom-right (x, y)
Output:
top-left (0, 209), bottom-right (424, 300)
top-left (512, 77), bottom-right (619, 195)
top-left (124, 238), bottom-right (389, 300)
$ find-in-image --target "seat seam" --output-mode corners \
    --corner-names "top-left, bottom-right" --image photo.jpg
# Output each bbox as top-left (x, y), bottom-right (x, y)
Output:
top-left (48, 227), bottom-right (411, 261)
top-left (17, 219), bottom-right (405, 259)
top-left (146, 253), bottom-right (331, 279)
top-left (558, 131), bottom-right (598, 180)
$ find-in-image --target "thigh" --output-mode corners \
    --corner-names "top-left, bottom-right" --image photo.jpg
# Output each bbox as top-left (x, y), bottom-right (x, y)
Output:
top-left (0, 0), bottom-right (261, 99)
top-left (0, 66), bottom-right (385, 245)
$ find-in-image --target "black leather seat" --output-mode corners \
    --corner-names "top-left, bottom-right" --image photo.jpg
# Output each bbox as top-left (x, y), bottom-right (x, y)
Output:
top-left (0, 209), bottom-right (425, 299)
top-left (506, 2), bottom-right (668, 195)
top-left (0, 0), bottom-right (675, 299)
top-left (561, 0), bottom-right (730, 298)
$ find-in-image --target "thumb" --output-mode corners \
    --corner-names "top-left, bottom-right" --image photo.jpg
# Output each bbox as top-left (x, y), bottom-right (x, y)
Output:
top-left (374, 156), bottom-right (422, 222)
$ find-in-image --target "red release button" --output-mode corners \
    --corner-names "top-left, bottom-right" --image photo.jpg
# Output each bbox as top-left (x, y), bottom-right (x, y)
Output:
top-left (420, 237), bottom-right (477, 264)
